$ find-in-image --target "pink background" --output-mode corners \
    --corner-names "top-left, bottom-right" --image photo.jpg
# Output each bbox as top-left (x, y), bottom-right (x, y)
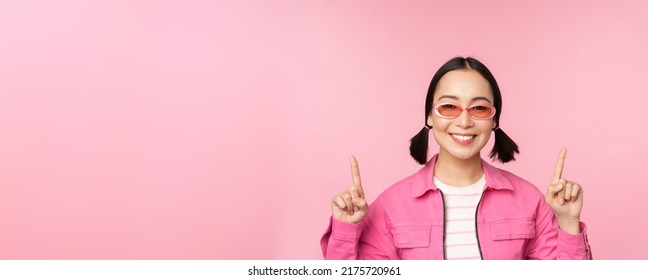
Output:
top-left (1, 0), bottom-right (646, 259)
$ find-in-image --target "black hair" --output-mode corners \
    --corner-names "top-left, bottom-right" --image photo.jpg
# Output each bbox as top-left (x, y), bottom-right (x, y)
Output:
top-left (409, 57), bottom-right (519, 164)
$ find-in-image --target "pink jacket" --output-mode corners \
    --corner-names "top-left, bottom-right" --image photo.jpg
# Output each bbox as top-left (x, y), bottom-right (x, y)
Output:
top-left (321, 154), bottom-right (592, 260)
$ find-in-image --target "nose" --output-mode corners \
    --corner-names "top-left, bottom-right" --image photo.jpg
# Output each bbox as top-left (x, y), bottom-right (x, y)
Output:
top-left (455, 109), bottom-right (474, 128)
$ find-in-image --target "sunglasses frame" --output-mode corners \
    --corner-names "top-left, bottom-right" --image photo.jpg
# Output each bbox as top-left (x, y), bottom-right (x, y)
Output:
top-left (433, 103), bottom-right (497, 120)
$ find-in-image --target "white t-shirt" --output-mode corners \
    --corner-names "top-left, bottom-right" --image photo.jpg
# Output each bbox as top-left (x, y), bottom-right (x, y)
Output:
top-left (434, 175), bottom-right (486, 260)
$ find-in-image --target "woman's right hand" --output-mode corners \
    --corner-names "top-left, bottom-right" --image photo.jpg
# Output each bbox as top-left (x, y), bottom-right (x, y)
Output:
top-left (331, 155), bottom-right (369, 224)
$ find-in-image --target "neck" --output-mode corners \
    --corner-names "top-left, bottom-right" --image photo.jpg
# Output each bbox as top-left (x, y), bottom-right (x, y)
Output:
top-left (433, 150), bottom-right (484, 187)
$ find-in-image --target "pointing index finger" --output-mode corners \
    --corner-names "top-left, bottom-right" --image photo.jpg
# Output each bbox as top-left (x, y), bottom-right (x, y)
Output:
top-left (349, 155), bottom-right (364, 196)
top-left (552, 148), bottom-right (567, 184)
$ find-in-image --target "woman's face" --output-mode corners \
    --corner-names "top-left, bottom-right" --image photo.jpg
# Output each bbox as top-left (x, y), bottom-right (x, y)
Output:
top-left (427, 69), bottom-right (497, 161)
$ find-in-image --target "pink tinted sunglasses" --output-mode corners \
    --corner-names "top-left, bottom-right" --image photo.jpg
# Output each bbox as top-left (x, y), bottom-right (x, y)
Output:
top-left (433, 103), bottom-right (496, 120)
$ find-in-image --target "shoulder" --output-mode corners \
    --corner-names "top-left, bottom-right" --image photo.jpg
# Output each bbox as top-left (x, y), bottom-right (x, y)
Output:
top-left (485, 165), bottom-right (550, 217)
top-left (492, 166), bottom-right (544, 198)
top-left (371, 165), bottom-right (430, 207)
top-left (374, 173), bottom-right (418, 203)
top-left (364, 167), bottom-right (435, 227)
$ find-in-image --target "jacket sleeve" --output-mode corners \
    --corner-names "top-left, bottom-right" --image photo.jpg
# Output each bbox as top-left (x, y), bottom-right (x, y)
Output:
top-left (320, 205), bottom-right (400, 259)
top-left (526, 199), bottom-right (593, 260)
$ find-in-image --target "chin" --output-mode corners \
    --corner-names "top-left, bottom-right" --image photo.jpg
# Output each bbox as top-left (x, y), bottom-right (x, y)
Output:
top-left (449, 150), bottom-right (481, 160)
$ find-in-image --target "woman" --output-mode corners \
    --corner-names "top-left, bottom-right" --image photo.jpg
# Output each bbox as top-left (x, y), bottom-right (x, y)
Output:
top-left (321, 57), bottom-right (592, 260)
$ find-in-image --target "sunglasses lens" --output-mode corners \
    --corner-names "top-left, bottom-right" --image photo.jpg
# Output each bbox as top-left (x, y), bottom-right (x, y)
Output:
top-left (469, 105), bottom-right (495, 119)
top-left (436, 104), bottom-right (462, 118)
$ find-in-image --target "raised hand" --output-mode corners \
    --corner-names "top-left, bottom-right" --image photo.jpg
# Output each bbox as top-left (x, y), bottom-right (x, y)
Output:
top-left (545, 148), bottom-right (583, 234)
top-left (331, 155), bottom-right (369, 224)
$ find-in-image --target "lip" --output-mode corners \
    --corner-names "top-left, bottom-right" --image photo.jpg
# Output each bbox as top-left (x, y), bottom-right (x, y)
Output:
top-left (450, 133), bottom-right (476, 145)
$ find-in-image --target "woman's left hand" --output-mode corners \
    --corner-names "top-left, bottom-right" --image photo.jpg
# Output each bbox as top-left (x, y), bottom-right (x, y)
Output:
top-left (545, 148), bottom-right (584, 234)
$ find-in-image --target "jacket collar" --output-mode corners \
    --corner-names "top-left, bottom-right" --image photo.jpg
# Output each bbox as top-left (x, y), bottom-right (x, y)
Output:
top-left (412, 154), bottom-right (515, 197)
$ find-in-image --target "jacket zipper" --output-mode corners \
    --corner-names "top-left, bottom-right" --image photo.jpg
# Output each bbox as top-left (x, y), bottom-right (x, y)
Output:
top-left (474, 191), bottom-right (485, 260)
top-left (439, 190), bottom-right (447, 260)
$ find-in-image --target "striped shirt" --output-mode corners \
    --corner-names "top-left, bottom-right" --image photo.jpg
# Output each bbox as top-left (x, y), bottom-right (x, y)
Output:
top-left (434, 175), bottom-right (485, 260)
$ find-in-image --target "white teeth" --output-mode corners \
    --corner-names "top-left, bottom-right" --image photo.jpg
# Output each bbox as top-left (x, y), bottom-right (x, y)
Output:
top-left (452, 134), bottom-right (474, 141)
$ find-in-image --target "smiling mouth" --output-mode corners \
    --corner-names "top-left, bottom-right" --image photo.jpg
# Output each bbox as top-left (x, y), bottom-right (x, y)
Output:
top-left (451, 134), bottom-right (476, 141)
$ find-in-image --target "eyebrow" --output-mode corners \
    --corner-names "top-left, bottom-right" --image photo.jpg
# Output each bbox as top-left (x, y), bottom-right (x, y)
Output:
top-left (437, 95), bottom-right (492, 103)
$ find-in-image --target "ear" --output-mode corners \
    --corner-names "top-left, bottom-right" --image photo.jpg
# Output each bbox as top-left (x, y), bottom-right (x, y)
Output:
top-left (427, 115), bottom-right (433, 128)
top-left (492, 120), bottom-right (497, 129)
